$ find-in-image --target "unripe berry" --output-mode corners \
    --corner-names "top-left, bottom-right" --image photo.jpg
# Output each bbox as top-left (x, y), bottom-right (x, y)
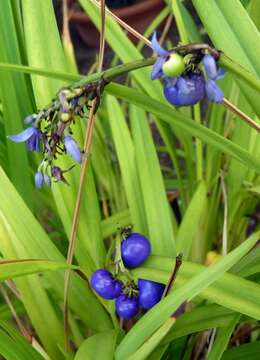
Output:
top-left (162, 53), bottom-right (185, 77)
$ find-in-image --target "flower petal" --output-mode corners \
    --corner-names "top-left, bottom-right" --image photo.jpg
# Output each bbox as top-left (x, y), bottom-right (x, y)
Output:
top-left (151, 32), bottom-right (169, 57)
top-left (151, 57), bottom-right (165, 80)
top-left (205, 79), bottom-right (224, 103)
top-left (24, 114), bottom-right (36, 125)
top-left (216, 68), bottom-right (225, 80)
top-left (26, 129), bottom-right (41, 151)
top-left (35, 172), bottom-right (44, 189)
top-left (203, 54), bottom-right (218, 80)
top-left (7, 127), bottom-right (35, 143)
top-left (64, 136), bottom-right (82, 163)
top-left (44, 174), bottom-right (51, 187)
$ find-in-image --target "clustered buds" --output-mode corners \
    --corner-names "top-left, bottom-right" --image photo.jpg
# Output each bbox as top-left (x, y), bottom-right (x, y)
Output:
top-left (90, 228), bottom-right (166, 320)
top-left (151, 32), bottom-right (225, 106)
top-left (7, 80), bottom-right (104, 188)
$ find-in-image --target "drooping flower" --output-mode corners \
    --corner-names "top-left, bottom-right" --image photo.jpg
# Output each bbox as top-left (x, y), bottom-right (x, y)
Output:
top-left (202, 54), bottom-right (225, 103)
top-left (35, 172), bottom-right (44, 189)
top-left (64, 135), bottom-right (82, 163)
top-left (24, 114), bottom-right (36, 125)
top-left (151, 32), bottom-right (170, 80)
top-left (43, 174), bottom-right (51, 187)
top-left (164, 74), bottom-right (205, 107)
top-left (150, 32), bottom-right (226, 107)
top-left (8, 126), bottom-right (41, 151)
top-left (205, 79), bottom-right (224, 103)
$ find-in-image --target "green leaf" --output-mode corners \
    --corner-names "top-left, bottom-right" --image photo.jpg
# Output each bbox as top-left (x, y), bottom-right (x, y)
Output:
top-left (222, 341), bottom-right (260, 360)
top-left (192, 0), bottom-right (260, 117)
top-left (207, 314), bottom-right (240, 360)
top-left (162, 304), bottom-right (236, 345)
top-left (176, 181), bottom-right (207, 258)
top-left (135, 253), bottom-right (260, 320)
top-left (0, 1), bottom-right (33, 207)
top-left (74, 330), bottom-right (117, 360)
top-left (0, 165), bottom-right (112, 336)
top-left (130, 104), bottom-right (176, 256)
top-left (0, 259), bottom-right (74, 282)
top-left (106, 83), bottom-right (260, 174)
top-left (107, 95), bottom-right (148, 234)
top-left (115, 231), bottom-right (259, 359)
top-left (0, 326), bottom-right (44, 360)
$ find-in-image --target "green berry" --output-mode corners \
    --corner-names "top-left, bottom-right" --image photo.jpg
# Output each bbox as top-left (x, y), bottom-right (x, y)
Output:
top-left (162, 53), bottom-right (185, 77)
top-left (61, 112), bottom-right (71, 122)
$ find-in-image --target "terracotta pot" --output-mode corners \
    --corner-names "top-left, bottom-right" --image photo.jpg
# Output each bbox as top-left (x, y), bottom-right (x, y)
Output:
top-left (70, 0), bottom-right (164, 48)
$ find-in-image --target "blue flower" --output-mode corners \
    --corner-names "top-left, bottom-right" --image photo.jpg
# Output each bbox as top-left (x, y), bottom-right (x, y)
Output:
top-left (203, 54), bottom-right (224, 103)
top-left (8, 126), bottom-right (41, 151)
top-left (43, 174), bottom-right (51, 187)
top-left (151, 32), bottom-right (170, 80)
top-left (35, 172), bottom-right (44, 189)
top-left (24, 114), bottom-right (36, 125)
top-left (164, 74), bottom-right (205, 107)
top-left (64, 135), bottom-right (82, 163)
top-left (205, 79), bottom-right (224, 103)
top-left (202, 54), bottom-right (225, 81)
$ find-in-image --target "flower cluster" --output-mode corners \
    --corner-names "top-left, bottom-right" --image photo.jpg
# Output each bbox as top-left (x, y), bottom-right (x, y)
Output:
top-left (151, 33), bottom-right (225, 106)
top-left (7, 81), bottom-right (104, 189)
top-left (90, 230), bottom-right (165, 320)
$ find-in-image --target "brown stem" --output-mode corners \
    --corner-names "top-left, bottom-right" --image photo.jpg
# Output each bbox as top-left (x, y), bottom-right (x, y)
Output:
top-left (223, 98), bottom-right (260, 132)
top-left (162, 253), bottom-right (183, 298)
top-left (63, 0), bottom-right (106, 351)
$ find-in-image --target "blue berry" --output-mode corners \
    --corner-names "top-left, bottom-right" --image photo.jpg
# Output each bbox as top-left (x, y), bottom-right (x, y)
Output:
top-left (138, 279), bottom-right (165, 309)
top-left (115, 294), bottom-right (139, 319)
top-left (90, 269), bottom-right (122, 300)
top-left (121, 233), bottom-right (151, 268)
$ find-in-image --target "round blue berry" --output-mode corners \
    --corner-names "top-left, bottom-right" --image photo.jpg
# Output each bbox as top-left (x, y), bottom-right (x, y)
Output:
top-left (138, 279), bottom-right (165, 309)
top-left (90, 269), bottom-right (122, 300)
top-left (115, 295), bottom-right (139, 319)
top-left (121, 233), bottom-right (151, 268)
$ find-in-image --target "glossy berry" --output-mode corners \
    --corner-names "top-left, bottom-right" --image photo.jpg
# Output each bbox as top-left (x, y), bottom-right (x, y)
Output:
top-left (90, 269), bottom-right (122, 300)
top-left (121, 233), bottom-right (151, 268)
top-left (138, 279), bottom-right (165, 309)
top-left (162, 53), bottom-right (185, 77)
top-left (115, 295), bottom-right (139, 319)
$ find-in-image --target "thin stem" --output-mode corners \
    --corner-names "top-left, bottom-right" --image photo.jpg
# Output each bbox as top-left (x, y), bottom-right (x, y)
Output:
top-left (63, 0), bottom-right (106, 351)
top-left (159, 14), bottom-right (173, 45)
top-left (90, 0), bottom-right (152, 48)
top-left (223, 98), bottom-right (260, 132)
top-left (162, 253), bottom-right (183, 298)
top-left (194, 104), bottom-right (203, 181)
top-left (221, 171), bottom-right (228, 256)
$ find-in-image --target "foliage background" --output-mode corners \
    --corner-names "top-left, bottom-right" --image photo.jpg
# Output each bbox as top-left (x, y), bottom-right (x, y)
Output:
top-left (0, 0), bottom-right (259, 359)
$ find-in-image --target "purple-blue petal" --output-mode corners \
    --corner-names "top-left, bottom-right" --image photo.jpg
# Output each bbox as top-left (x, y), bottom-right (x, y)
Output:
top-left (24, 115), bottom-right (36, 125)
top-left (151, 32), bottom-right (169, 57)
top-left (216, 68), bottom-right (225, 80)
top-left (64, 136), bottom-right (82, 164)
top-left (26, 129), bottom-right (41, 151)
top-left (35, 172), bottom-right (44, 189)
top-left (44, 174), bottom-right (51, 187)
top-left (203, 54), bottom-right (218, 80)
top-left (151, 57), bottom-right (166, 80)
top-left (205, 79), bottom-right (224, 103)
top-left (8, 127), bottom-right (36, 143)
top-left (164, 74), bottom-right (205, 107)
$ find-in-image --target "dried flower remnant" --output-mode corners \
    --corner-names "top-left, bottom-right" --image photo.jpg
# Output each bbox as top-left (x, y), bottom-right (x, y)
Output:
top-left (8, 80), bottom-right (106, 188)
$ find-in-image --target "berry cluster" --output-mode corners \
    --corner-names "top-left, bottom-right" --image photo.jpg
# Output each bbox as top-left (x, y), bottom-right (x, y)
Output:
top-left (7, 80), bottom-right (105, 188)
top-left (90, 230), bottom-right (165, 320)
top-left (151, 32), bottom-right (225, 106)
